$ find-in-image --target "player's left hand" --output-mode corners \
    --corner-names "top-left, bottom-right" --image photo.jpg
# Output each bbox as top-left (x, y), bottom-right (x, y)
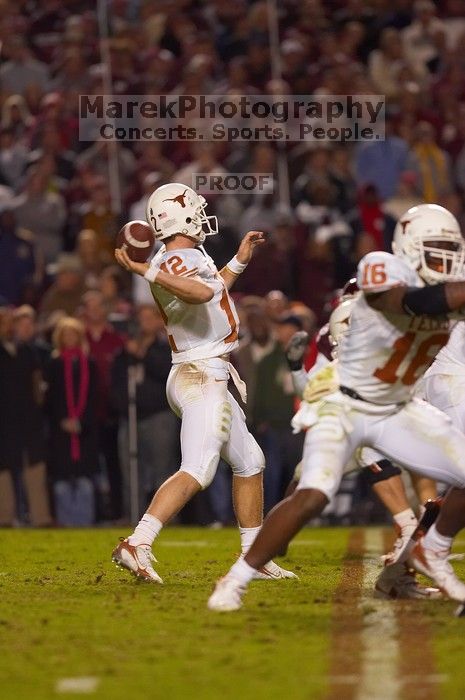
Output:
top-left (236, 231), bottom-right (266, 265)
top-left (285, 331), bottom-right (310, 371)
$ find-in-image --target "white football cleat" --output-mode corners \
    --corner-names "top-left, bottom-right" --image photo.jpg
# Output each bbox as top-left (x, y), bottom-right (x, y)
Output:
top-left (207, 575), bottom-right (246, 612)
top-left (254, 560), bottom-right (299, 580)
top-left (409, 537), bottom-right (465, 602)
top-left (374, 561), bottom-right (441, 600)
top-left (112, 538), bottom-right (163, 583)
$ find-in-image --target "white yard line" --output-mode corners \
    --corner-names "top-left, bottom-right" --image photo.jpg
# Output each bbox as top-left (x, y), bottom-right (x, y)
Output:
top-left (356, 528), bottom-right (401, 700)
top-left (55, 677), bottom-right (100, 694)
top-left (290, 539), bottom-right (323, 547)
top-left (157, 540), bottom-right (208, 547)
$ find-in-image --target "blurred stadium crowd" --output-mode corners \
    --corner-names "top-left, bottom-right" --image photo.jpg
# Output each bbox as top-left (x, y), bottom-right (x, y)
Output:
top-left (1, 0), bottom-right (465, 526)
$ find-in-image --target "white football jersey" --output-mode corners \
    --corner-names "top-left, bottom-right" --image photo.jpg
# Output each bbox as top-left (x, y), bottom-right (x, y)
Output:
top-left (425, 321), bottom-right (465, 376)
top-left (293, 356), bottom-right (389, 469)
top-left (148, 246), bottom-right (240, 363)
top-left (338, 251), bottom-right (452, 405)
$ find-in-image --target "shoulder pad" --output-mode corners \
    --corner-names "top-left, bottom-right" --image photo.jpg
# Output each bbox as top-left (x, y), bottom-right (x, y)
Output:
top-left (357, 251), bottom-right (419, 293)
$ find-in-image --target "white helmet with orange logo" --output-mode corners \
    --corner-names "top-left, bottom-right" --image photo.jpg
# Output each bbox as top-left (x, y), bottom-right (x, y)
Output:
top-left (146, 183), bottom-right (218, 244)
top-left (392, 204), bottom-right (465, 285)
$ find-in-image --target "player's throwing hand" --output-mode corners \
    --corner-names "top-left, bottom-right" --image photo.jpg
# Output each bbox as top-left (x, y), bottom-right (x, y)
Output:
top-left (236, 231), bottom-right (266, 265)
top-left (115, 246), bottom-right (149, 276)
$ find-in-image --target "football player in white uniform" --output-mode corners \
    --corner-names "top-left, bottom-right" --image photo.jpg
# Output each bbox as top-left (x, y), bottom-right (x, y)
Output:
top-left (284, 300), bottom-right (440, 599)
top-left (420, 322), bottom-right (465, 432)
top-left (208, 203), bottom-right (465, 612)
top-left (290, 303), bottom-right (438, 521)
top-left (112, 183), bottom-right (296, 583)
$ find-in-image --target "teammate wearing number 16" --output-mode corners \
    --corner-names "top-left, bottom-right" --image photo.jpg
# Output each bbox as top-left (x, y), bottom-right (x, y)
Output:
top-left (112, 183), bottom-right (296, 583)
top-left (208, 203), bottom-right (465, 612)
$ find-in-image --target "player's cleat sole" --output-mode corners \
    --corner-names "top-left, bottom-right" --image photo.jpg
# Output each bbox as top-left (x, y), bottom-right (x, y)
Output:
top-left (374, 584), bottom-right (442, 600)
top-left (207, 576), bottom-right (246, 612)
top-left (409, 537), bottom-right (465, 602)
top-left (374, 561), bottom-right (442, 600)
top-left (112, 538), bottom-right (163, 584)
top-left (454, 602), bottom-right (465, 617)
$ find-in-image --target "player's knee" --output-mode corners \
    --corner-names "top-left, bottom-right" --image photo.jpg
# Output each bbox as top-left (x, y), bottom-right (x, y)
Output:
top-left (362, 459), bottom-right (401, 486)
top-left (181, 454), bottom-right (220, 490)
top-left (200, 455), bottom-right (220, 489)
top-left (247, 438), bottom-right (265, 476)
top-left (232, 437), bottom-right (265, 478)
top-left (199, 456), bottom-right (219, 488)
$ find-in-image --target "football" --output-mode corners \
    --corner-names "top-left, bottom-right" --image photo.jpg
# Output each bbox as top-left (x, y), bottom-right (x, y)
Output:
top-left (116, 220), bottom-right (155, 263)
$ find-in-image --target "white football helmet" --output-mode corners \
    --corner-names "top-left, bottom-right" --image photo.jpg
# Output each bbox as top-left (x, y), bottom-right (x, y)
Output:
top-left (329, 296), bottom-right (355, 356)
top-left (145, 183), bottom-right (218, 244)
top-left (392, 204), bottom-right (465, 285)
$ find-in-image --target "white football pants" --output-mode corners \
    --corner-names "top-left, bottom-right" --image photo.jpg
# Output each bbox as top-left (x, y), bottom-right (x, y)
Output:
top-left (166, 357), bottom-right (264, 489)
top-left (420, 370), bottom-right (465, 434)
top-left (297, 392), bottom-right (465, 500)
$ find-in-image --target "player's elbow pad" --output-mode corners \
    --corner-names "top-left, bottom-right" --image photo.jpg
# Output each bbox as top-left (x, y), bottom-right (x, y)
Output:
top-left (402, 284), bottom-right (450, 316)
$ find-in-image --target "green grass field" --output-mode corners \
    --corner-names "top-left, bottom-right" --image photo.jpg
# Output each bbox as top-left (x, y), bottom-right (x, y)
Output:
top-left (1, 526), bottom-right (465, 700)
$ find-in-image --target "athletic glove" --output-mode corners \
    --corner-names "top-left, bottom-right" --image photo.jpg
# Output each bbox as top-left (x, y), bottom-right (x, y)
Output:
top-left (285, 331), bottom-right (310, 371)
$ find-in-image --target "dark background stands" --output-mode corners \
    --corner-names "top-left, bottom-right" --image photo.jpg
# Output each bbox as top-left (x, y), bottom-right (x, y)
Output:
top-left (111, 305), bottom-right (179, 519)
top-left (2, 0), bottom-right (464, 526)
top-left (0, 307), bottom-right (51, 526)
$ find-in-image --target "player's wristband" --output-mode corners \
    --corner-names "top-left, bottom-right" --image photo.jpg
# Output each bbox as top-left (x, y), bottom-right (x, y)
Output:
top-left (226, 255), bottom-right (248, 275)
top-left (287, 357), bottom-right (303, 371)
top-left (143, 264), bottom-right (160, 283)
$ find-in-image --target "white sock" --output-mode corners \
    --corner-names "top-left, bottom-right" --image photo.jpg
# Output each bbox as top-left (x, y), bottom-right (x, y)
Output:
top-left (229, 556), bottom-right (257, 585)
top-left (423, 523), bottom-right (453, 553)
top-left (239, 525), bottom-right (261, 555)
top-left (128, 514), bottom-right (163, 546)
top-left (393, 508), bottom-right (417, 537)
